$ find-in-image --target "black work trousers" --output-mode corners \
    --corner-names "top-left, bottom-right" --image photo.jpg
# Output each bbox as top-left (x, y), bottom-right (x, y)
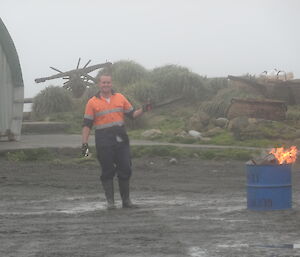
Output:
top-left (96, 141), bottom-right (132, 181)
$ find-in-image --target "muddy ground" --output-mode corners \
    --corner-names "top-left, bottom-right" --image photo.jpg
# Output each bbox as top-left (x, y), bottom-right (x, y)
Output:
top-left (1, 155), bottom-right (300, 257)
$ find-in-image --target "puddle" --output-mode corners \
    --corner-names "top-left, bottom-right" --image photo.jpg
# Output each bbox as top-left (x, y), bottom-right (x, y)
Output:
top-left (188, 246), bottom-right (208, 257)
top-left (217, 243), bottom-right (300, 249)
top-left (57, 201), bottom-right (107, 214)
top-left (218, 243), bottom-right (249, 248)
top-left (253, 244), bottom-right (300, 249)
top-left (0, 195), bottom-right (193, 216)
top-left (0, 201), bottom-right (107, 216)
top-left (0, 194), bottom-right (246, 217)
top-left (179, 216), bottom-right (248, 223)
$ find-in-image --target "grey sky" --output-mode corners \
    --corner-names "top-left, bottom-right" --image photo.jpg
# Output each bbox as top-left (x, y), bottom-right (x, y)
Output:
top-left (1, 0), bottom-right (300, 98)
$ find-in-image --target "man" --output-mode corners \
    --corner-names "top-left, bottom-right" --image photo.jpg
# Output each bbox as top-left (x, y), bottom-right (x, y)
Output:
top-left (81, 73), bottom-right (151, 210)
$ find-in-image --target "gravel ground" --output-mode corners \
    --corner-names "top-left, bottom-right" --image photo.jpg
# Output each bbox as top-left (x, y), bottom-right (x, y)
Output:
top-left (1, 156), bottom-right (300, 257)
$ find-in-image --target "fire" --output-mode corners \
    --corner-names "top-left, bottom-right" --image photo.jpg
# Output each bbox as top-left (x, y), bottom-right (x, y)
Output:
top-left (269, 146), bottom-right (298, 164)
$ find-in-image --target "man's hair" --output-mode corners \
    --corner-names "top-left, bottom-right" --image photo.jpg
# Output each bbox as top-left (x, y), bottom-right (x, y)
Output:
top-left (96, 67), bottom-right (112, 83)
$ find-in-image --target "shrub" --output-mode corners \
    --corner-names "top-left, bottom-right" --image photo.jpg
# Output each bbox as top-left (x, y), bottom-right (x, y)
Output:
top-left (286, 105), bottom-right (300, 121)
top-left (96, 60), bottom-right (148, 89)
top-left (125, 80), bottom-right (157, 103)
top-left (205, 77), bottom-right (229, 95)
top-left (200, 86), bottom-right (262, 117)
top-left (150, 65), bottom-right (208, 101)
top-left (32, 86), bottom-right (74, 119)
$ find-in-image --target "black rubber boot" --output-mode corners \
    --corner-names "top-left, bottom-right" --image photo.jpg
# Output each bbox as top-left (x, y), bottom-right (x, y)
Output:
top-left (118, 179), bottom-right (138, 208)
top-left (101, 180), bottom-right (116, 210)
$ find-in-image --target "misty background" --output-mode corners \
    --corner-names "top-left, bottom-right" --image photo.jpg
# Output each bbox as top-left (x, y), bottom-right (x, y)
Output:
top-left (1, 0), bottom-right (300, 100)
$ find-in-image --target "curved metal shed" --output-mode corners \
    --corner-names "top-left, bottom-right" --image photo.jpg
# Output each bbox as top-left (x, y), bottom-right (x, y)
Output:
top-left (0, 18), bottom-right (24, 141)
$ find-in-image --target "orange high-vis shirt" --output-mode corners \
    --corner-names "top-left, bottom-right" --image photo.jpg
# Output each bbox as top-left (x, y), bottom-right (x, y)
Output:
top-left (84, 93), bottom-right (133, 130)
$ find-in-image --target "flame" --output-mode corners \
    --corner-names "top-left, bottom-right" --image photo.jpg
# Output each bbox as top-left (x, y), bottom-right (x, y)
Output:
top-left (269, 146), bottom-right (298, 164)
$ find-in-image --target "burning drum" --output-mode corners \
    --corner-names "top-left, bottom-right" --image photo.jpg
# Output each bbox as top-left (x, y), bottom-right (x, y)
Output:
top-left (246, 146), bottom-right (297, 211)
top-left (246, 164), bottom-right (292, 210)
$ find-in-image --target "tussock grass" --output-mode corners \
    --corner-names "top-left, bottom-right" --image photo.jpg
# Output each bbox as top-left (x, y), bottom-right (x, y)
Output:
top-left (32, 86), bottom-right (74, 119)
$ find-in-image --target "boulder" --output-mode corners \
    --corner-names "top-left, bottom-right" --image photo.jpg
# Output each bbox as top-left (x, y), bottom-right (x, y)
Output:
top-left (213, 117), bottom-right (229, 128)
top-left (169, 158), bottom-right (178, 165)
top-left (188, 130), bottom-right (202, 138)
top-left (141, 129), bottom-right (163, 138)
top-left (176, 130), bottom-right (189, 137)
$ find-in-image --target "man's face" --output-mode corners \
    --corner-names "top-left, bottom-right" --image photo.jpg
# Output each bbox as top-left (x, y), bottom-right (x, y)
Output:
top-left (99, 75), bottom-right (112, 94)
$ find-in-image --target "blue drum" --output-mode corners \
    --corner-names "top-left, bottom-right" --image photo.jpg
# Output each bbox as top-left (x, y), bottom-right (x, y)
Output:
top-left (246, 164), bottom-right (292, 210)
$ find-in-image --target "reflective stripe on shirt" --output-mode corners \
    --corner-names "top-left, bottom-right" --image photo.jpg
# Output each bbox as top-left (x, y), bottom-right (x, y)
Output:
top-left (94, 121), bottom-right (125, 130)
top-left (84, 114), bottom-right (94, 120)
top-left (95, 108), bottom-right (123, 117)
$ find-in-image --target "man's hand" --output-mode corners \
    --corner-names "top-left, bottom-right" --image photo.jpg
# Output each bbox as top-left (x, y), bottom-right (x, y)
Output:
top-left (142, 102), bottom-right (153, 112)
top-left (81, 143), bottom-right (89, 157)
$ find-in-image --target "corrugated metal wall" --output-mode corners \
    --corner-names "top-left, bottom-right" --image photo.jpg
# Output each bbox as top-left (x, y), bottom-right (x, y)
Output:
top-left (0, 18), bottom-right (24, 141)
top-left (0, 44), bottom-right (13, 137)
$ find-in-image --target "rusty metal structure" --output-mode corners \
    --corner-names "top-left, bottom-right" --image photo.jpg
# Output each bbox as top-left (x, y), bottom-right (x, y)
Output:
top-left (227, 98), bottom-right (287, 121)
top-left (226, 75), bottom-right (300, 121)
top-left (228, 75), bottom-right (300, 105)
top-left (35, 59), bottom-right (112, 98)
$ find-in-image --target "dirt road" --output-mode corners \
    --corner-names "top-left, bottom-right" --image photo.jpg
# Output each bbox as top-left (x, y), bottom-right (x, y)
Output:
top-left (1, 156), bottom-right (300, 257)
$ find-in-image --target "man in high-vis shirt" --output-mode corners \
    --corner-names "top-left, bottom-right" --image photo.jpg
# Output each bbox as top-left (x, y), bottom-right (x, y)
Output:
top-left (81, 74), bottom-right (151, 210)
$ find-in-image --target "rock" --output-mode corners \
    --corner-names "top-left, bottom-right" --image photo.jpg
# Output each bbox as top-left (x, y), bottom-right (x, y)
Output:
top-left (169, 158), bottom-right (178, 165)
top-left (176, 130), bottom-right (188, 137)
top-left (188, 130), bottom-right (202, 138)
top-left (141, 129), bottom-right (163, 138)
top-left (213, 117), bottom-right (229, 128)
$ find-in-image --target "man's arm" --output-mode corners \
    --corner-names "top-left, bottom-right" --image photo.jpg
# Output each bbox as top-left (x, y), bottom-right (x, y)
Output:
top-left (82, 126), bottom-right (91, 144)
top-left (126, 105), bottom-right (151, 119)
top-left (81, 126), bottom-right (91, 157)
top-left (132, 108), bottom-right (143, 119)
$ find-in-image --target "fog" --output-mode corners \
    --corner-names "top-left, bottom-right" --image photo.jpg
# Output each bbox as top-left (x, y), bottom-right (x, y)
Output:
top-left (1, 0), bottom-right (300, 98)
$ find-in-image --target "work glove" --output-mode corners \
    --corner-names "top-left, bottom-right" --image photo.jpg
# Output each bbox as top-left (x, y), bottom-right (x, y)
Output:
top-left (142, 102), bottom-right (153, 112)
top-left (81, 143), bottom-right (89, 157)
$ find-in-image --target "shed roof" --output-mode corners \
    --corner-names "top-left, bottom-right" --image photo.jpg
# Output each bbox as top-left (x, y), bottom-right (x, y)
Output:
top-left (0, 18), bottom-right (23, 88)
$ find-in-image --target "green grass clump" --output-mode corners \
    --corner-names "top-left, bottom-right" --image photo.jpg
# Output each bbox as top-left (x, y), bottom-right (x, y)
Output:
top-left (208, 132), bottom-right (283, 148)
top-left (208, 131), bottom-right (236, 145)
top-left (197, 149), bottom-right (257, 161)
